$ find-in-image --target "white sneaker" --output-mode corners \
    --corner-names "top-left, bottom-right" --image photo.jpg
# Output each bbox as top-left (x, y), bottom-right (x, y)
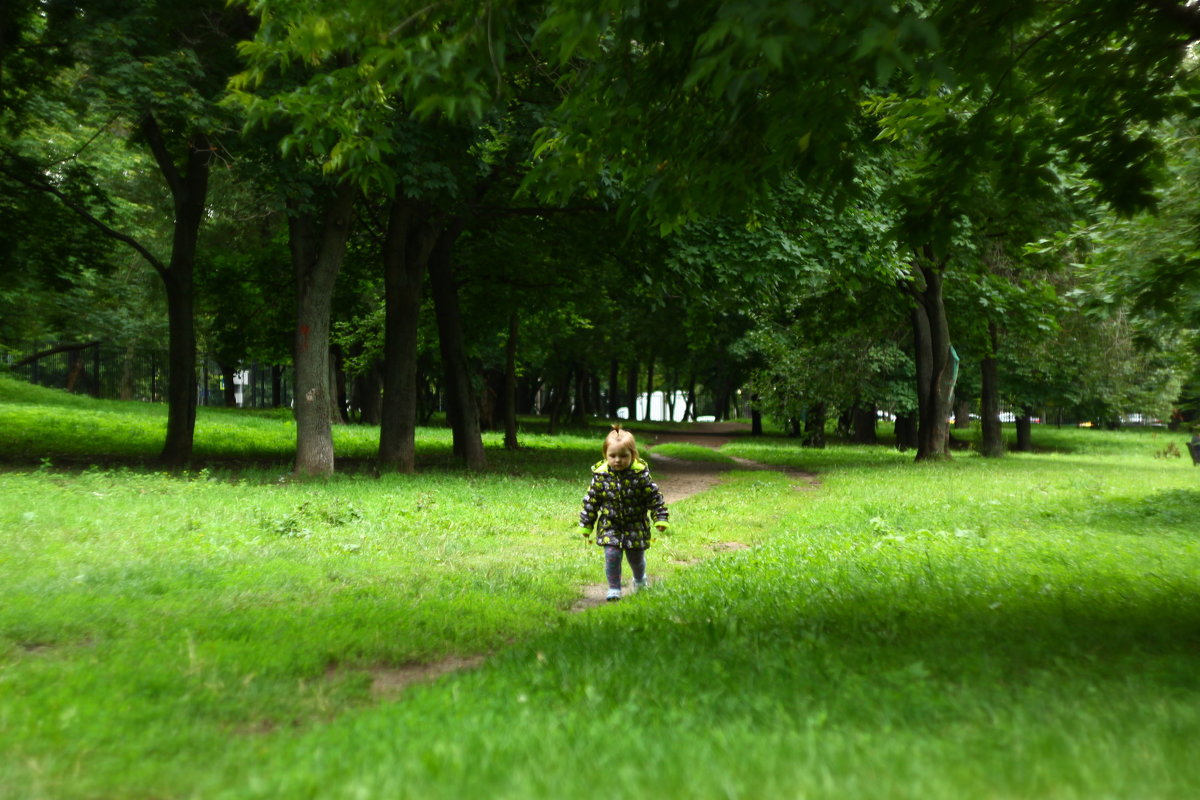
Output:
top-left (606, 588), bottom-right (621, 602)
top-left (634, 578), bottom-right (649, 590)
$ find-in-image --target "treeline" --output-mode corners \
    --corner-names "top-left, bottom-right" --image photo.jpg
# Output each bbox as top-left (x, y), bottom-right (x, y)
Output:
top-left (2, 1), bottom-right (1198, 473)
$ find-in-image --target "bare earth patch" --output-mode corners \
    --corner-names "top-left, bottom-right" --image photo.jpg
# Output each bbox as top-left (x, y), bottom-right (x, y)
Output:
top-left (367, 655), bottom-right (489, 699)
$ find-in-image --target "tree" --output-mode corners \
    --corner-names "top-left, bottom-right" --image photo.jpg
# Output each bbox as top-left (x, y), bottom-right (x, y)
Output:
top-left (531, 0), bottom-right (1200, 460)
top-left (1079, 111), bottom-right (1200, 421)
top-left (229, 0), bottom-right (544, 472)
top-left (2, 0), bottom-right (253, 466)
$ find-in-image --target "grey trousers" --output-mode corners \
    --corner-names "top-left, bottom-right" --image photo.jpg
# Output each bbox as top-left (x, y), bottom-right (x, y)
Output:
top-left (604, 545), bottom-right (646, 589)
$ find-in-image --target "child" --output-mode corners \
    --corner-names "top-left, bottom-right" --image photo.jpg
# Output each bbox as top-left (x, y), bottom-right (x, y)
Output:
top-left (579, 424), bottom-right (669, 601)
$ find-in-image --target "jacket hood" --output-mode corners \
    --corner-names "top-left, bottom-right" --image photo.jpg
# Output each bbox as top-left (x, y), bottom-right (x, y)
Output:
top-left (592, 458), bottom-right (648, 474)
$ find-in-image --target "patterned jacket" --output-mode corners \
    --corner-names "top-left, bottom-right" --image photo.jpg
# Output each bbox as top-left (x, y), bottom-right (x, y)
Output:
top-left (579, 458), bottom-right (669, 549)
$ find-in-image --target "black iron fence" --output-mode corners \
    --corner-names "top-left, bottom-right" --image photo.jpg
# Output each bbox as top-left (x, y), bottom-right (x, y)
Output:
top-left (4, 342), bottom-right (292, 408)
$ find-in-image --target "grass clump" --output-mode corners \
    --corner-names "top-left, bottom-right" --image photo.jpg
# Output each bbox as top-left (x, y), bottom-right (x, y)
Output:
top-left (647, 442), bottom-right (736, 462)
top-left (1, 378), bottom-right (1198, 799)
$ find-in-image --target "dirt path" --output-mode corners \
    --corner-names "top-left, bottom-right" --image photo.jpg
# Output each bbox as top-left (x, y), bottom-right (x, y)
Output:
top-left (568, 422), bottom-right (818, 612)
top-left (647, 421), bottom-right (819, 505)
top-left (366, 422), bottom-right (820, 698)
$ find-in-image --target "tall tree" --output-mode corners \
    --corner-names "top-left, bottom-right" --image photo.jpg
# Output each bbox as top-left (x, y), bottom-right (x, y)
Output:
top-left (2, 0), bottom-right (252, 465)
top-left (532, 0), bottom-right (1199, 459)
top-left (230, 0), bottom-right (538, 471)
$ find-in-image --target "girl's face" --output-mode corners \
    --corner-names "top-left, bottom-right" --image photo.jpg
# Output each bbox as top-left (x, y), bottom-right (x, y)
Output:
top-left (606, 445), bottom-right (633, 471)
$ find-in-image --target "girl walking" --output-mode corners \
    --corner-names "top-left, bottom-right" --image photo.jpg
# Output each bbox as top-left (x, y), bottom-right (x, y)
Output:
top-left (579, 425), bottom-right (669, 601)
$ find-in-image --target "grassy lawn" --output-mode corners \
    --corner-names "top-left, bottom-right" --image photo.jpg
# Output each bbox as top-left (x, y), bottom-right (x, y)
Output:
top-left (1, 375), bottom-right (1198, 799)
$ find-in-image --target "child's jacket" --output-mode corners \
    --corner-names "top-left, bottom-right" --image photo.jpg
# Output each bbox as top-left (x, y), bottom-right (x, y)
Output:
top-left (579, 458), bottom-right (669, 550)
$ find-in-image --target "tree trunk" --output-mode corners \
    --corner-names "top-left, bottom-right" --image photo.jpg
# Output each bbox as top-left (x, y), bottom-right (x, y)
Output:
top-left (591, 370), bottom-right (602, 419)
top-left (625, 362), bottom-right (639, 421)
top-left (66, 350), bottom-right (85, 392)
top-left (851, 403), bottom-right (877, 444)
top-left (894, 413), bottom-right (918, 451)
top-left (157, 207), bottom-right (199, 466)
top-left (607, 359), bottom-right (619, 419)
top-left (147, 120), bottom-right (209, 468)
top-left (644, 356), bottom-right (655, 421)
top-left (572, 363), bottom-right (588, 422)
top-left (836, 408), bottom-right (852, 437)
top-left (328, 352), bottom-right (346, 424)
top-left (288, 181), bottom-right (357, 476)
top-left (686, 373), bottom-right (698, 422)
top-left (221, 363), bottom-right (237, 407)
top-left (271, 364), bottom-right (283, 408)
top-left (750, 393), bottom-right (763, 435)
top-left (504, 313), bottom-right (520, 450)
top-left (907, 253), bottom-right (957, 461)
top-left (953, 397), bottom-right (972, 429)
top-left (355, 362), bottom-right (383, 426)
top-left (480, 368), bottom-right (502, 431)
top-left (803, 403), bottom-right (827, 448)
top-left (546, 370), bottom-right (571, 436)
top-left (1015, 407), bottom-right (1034, 452)
top-left (714, 379), bottom-right (732, 422)
top-left (980, 323), bottom-right (1004, 458)
top-left (379, 200), bottom-right (440, 472)
top-left (4, 114), bottom-right (204, 463)
top-left (428, 223), bottom-right (486, 469)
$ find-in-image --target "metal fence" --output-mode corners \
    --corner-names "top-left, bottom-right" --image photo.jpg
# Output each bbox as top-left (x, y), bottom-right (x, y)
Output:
top-left (5, 342), bottom-right (292, 408)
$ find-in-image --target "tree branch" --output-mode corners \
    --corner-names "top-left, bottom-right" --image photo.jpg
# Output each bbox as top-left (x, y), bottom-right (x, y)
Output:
top-left (0, 150), bottom-right (169, 279)
top-left (140, 112), bottom-right (183, 198)
top-left (49, 115), bottom-right (122, 168)
top-left (13, 341), bottom-right (103, 368)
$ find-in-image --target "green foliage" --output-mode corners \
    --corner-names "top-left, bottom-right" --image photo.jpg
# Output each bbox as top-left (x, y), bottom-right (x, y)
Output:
top-left (228, 0), bottom-right (530, 191)
top-left (529, 0), bottom-right (939, 228)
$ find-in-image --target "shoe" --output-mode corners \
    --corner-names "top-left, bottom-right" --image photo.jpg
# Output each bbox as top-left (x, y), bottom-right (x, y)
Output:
top-left (606, 588), bottom-right (621, 602)
top-left (634, 578), bottom-right (649, 590)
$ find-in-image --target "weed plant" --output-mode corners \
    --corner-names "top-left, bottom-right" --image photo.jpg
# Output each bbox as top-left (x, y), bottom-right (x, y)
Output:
top-left (1, 376), bottom-right (1197, 799)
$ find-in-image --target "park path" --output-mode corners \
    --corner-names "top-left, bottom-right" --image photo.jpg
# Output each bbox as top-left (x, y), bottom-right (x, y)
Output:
top-left (368, 422), bottom-right (819, 698)
top-left (569, 422), bottom-right (818, 611)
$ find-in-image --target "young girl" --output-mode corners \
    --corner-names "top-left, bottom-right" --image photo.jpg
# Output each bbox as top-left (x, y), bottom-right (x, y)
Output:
top-left (579, 425), bottom-right (669, 601)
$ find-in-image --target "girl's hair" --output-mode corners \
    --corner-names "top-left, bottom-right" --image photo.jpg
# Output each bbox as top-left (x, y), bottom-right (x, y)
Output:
top-left (603, 424), bottom-right (639, 460)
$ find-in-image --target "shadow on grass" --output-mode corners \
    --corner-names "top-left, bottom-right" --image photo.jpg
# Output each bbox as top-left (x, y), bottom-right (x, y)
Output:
top-left (518, 553), bottom-right (1200, 728)
top-left (1081, 487), bottom-right (1200, 538)
top-left (0, 435), bottom-right (606, 483)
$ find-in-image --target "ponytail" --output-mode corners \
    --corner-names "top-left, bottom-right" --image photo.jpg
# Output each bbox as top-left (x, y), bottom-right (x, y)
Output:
top-left (603, 423), bottom-right (639, 460)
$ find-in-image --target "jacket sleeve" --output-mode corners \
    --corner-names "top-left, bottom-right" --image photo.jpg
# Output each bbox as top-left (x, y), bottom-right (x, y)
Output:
top-left (644, 470), bottom-right (669, 524)
top-left (580, 474), bottom-right (601, 529)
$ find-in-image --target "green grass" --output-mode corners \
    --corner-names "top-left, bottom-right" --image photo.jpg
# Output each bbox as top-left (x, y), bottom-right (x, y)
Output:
top-left (646, 441), bottom-right (737, 462)
top-left (1, 375), bottom-right (1198, 799)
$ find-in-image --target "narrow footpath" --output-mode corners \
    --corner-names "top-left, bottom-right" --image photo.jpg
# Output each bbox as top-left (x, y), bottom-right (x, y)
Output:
top-left (369, 422), bottom-right (819, 696)
top-left (569, 422), bottom-right (818, 611)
